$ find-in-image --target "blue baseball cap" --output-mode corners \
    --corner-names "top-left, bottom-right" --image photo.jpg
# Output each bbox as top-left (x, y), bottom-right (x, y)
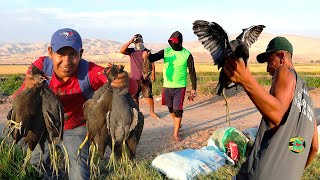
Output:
top-left (50, 28), bottom-right (82, 53)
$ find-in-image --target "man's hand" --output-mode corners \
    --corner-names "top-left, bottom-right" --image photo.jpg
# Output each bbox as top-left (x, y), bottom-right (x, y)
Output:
top-left (223, 56), bottom-right (251, 86)
top-left (130, 35), bottom-right (136, 44)
top-left (24, 74), bottom-right (36, 89)
top-left (111, 71), bottom-right (130, 89)
top-left (188, 90), bottom-right (197, 101)
top-left (142, 51), bottom-right (150, 60)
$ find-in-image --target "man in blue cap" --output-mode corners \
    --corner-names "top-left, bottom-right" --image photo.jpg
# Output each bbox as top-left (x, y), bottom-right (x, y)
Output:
top-left (223, 36), bottom-right (318, 180)
top-left (14, 28), bottom-right (137, 179)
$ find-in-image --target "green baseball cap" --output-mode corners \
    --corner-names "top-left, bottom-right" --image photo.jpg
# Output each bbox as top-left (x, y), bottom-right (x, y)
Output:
top-left (257, 36), bottom-right (293, 63)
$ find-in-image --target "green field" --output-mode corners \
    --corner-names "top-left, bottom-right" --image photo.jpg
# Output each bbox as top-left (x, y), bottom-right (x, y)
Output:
top-left (2, 63), bottom-right (320, 75)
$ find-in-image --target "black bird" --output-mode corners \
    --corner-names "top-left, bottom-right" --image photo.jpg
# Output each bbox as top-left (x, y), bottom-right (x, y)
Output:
top-left (193, 20), bottom-right (265, 124)
top-left (78, 65), bottom-right (114, 179)
top-left (193, 20), bottom-right (265, 94)
top-left (40, 78), bottom-right (66, 174)
top-left (106, 64), bottom-right (144, 169)
top-left (79, 64), bottom-right (143, 176)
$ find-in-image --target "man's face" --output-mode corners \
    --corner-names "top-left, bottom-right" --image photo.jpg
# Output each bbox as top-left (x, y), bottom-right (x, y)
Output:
top-left (266, 52), bottom-right (282, 76)
top-left (48, 46), bottom-right (82, 79)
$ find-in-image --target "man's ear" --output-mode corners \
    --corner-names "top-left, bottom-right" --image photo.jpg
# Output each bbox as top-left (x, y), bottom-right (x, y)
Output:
top-left (48, 46), bottom-right (53, 58)
top-left (277, 51), bottom-right (285, 64)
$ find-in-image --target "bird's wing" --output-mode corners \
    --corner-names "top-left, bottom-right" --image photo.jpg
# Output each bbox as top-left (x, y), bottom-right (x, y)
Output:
top-left (7, 108), bottom-right (13, 120)
top-left (106, 111), bottom-right (111, 133)
top-left (236, 25), bottom-right (265, 48)
top-left (129, 108), bottom-right (139, 132)
top-left (193, 20), bottom-right (230, 68)
top-left (42, 88), bottom-right (64, 143)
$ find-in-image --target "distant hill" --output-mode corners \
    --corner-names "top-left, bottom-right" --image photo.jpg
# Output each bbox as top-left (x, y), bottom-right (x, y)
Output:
top-left (1, 33), bottom-right (320, 64)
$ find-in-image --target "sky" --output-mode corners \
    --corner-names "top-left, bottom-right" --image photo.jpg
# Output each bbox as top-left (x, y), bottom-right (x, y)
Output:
top-left (0, 0), bottom-right (319, 43)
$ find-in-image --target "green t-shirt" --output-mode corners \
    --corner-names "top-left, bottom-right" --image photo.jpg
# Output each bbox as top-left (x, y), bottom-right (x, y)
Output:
top-left (163, 47), bottom-right (190, 88)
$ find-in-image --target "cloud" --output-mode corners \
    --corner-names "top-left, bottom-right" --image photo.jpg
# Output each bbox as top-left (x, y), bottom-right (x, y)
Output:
top-left (0, 6), bottom-right (320, 43)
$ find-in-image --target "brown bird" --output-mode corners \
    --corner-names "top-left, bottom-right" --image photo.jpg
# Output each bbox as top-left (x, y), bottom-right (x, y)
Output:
top-left (5, 64), bottom-right (48, 168)
top-left (142, 50), bottom-right (152, 81)
top-left (3, 64), bottom-right (66, 175)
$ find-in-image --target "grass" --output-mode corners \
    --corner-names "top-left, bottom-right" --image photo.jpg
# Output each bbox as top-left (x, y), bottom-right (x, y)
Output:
top-left (0, 74), bottom-right (24, 95)
top-left (0, 140), bottom-right (42, 180)
top-left (0, 141), bottom-right (318, 179)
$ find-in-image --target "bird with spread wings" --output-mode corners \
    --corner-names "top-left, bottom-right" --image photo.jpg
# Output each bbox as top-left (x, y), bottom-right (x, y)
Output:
top-left (193, 20), bottom-right (265, 125)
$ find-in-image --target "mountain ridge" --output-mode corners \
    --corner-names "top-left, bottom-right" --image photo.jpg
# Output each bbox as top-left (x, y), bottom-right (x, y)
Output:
top-left (1, 33), bottom-right (319, 64)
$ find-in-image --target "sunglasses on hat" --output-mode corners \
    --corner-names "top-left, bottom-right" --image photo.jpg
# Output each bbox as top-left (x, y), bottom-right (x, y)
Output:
top-left (169, 38), bottom-right (179, 43)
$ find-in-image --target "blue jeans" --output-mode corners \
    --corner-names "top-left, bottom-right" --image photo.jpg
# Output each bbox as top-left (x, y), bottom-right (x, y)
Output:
top-left (30, 126), bottom-right (90, 180)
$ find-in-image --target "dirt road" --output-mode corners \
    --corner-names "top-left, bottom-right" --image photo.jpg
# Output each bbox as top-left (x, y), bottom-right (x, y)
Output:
top-left (1, 88), bottom-right (320, 160)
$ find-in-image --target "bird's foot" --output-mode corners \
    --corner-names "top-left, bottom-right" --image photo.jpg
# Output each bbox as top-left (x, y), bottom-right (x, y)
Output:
top-left (107, 152), bottom-right (116, 171)
top-left (77, 134), bottom-right (88, 163)
top-left (22, 148), bottom-right (32, 170)
top-left (62, 141), bottom-right (70, 174)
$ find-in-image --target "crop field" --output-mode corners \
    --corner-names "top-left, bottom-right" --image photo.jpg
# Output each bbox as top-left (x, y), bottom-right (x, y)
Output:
top-left (1, 63), bottom-right (320, 75)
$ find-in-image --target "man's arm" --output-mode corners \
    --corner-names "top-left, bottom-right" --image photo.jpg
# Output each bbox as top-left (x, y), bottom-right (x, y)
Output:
top-left (224, 58), bottom-right (295, 127)
top-left (187, 54), bottom-right (197, 91)
top-left (305, 119), bottom-right (319, 167)
top-left (120, 37), bottom-right (135, 55)
top-left (146, 50), bottom-right (164, 62)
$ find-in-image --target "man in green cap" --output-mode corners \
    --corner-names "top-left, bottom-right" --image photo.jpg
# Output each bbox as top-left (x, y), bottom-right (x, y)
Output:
top-left (223, 36), bottom-right (318, 179)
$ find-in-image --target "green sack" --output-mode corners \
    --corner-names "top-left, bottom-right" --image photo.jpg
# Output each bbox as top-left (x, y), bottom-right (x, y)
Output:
top-left (208, 127), bottom-right (249, 158)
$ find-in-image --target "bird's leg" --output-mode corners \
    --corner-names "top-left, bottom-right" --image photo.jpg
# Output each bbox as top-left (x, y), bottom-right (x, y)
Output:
top-left (0, 132), bottom-right (10, 153)
top-left (0, 122), bottom-right (16, 152)
top-left (107, 137), bottom-right (116, 170)
top-left (38, 151), bottom-right (47, 173)
top-left (87, 141), bottom-right (94, 166)
top-left (121, 140), bottom-right (132, 175)
top-left (47, 143), bottom-right (53, 164)
top-left (2, 120), bottom-right (12, 134)
top-left (97, 158), bottom-right (100, 176)
top-left (7, 120), bottom-right (22, 131)
top-left (222, 89), bottom-right (231, 126)
top-left (37, 151), bottom-right (43, 169)
top-left (50, 142), bottom-right (59, 178)
top-left (61, 141), bottom-right (70, 175)
top-left (77, 133), bottom-right (89, 162)
top-left (1, 120), bottom-right (22, 155)
top-left (89, 143), bottom-right (100, 180)
top-left (8, 140), bottom-right (16, 158)
top-left (0, 138), bottom-right (6, 153)
top-left (121, 140), bottom-right (129, 165)
top-left (22, 148), bottom-right (32, 170)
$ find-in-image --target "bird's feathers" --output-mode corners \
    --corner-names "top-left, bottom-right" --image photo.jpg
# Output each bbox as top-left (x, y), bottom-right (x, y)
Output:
top-left (193, 20), bottom-right (265, 95)
top-left (41, 87), bottom-right (64, 144)
top-left (236, 25), bottom-right (266, 48)
top-left (193, 20), bottom-right (230, 69)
